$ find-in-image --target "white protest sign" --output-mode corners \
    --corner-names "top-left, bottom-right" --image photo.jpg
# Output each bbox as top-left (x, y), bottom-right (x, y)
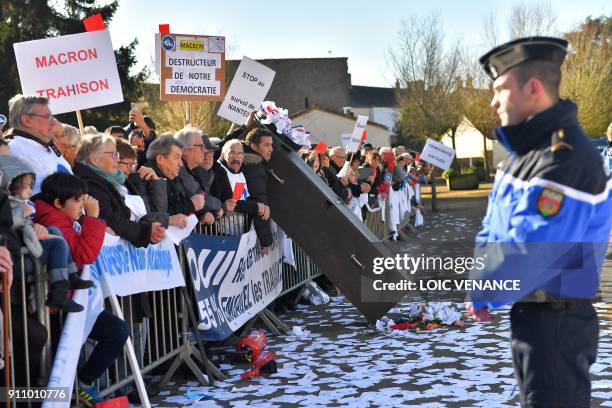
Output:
top-left (160, 33), bottom-right (226, 101)
top-left (13, 30), bottom-right (124, 115)
top-left (347, 115), bottom-right (368, 152)
top-left (420, 138), bottom-right (456, 170)
top-left (340, 133), bottom-right (352, 150)
top-left (217, 57), bottom-right (276, 124)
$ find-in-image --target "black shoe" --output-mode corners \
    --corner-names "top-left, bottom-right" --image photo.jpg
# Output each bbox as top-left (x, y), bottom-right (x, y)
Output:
top-left (46, 297), bottom-right (84, 313)
top-left (69, 273), bottom-right (93, 290)
top-left (46, 281), bottom-right (84, 312)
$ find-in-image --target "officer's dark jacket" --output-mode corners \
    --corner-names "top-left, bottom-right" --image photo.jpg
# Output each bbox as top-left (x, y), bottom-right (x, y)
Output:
top-left (472, 100), bottom-right (612, 310)
top-left (242, 144), bottom-right (273, 247)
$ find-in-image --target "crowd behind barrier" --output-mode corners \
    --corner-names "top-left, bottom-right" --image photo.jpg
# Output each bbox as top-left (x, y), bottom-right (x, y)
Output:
top-left (3, 213), bottom-right (324, 407)
top-left (0, 94), bottom-right (433, 406)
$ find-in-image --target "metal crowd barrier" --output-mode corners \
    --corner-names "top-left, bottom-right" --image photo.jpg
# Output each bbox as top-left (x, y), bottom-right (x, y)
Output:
top-left (363, 190), bottom-right (418, 242)
top-left (2, 211), bottom-right (326, 406)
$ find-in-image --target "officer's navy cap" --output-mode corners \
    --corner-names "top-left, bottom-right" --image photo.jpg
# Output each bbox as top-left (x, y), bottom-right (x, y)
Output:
top-left (479, 36), bottom-right (568, 81)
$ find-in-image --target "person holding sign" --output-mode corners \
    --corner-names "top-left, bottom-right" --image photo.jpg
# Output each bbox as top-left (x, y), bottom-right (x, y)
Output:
top-left (241, 128), bottom-right (275, 254)
top-left (325, 147), bottom-right (351, 203)
top-left (6, 95), bottom-right (72, 194)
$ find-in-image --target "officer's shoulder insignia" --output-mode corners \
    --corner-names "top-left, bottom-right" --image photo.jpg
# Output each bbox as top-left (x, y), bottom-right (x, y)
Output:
top-left (536, 187), bottom-right (564, 217)
top-left (550, 129), bottom-right (573, 153)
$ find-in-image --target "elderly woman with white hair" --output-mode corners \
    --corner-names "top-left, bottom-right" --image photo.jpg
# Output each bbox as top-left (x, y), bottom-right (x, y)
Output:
top-left (58, 124), bottom-right (82, 167)
top-left (73, 133), bottom-right (166, 247)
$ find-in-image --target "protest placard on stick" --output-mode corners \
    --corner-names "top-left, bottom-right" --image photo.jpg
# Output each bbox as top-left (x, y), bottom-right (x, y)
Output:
top-left (159, 33), bottom-right (226, 102)
top-left (217, 57), bottom-right (275, 125)
top-left (420, 138), bottom-right (456, 171)
top-left (13, 29), bottom-right (124, 115)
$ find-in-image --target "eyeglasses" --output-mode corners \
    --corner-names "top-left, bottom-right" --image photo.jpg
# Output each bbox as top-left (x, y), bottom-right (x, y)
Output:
top-left (27, 113), bottom-right (55, 122)
top-left (102, 151), bottom-right (120, 160)
top-left (203, 151), bottom-right (213, 157)
top-left (191, 143), bottom-right (204, 150)
top-left (119, 160), bottom-right (136, 169)
top-left (228, 151), bottom-right (244, 157)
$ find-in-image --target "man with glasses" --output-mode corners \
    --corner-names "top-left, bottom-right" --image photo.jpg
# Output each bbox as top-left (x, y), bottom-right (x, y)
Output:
top-left (174, 126), bottom-right (222, 222)
top-left (146, 135), bottom-right (205, 221)
top-left (324, 147), bottom-right (351, 203)
top-left (6, 94), bottom-right (72, 194)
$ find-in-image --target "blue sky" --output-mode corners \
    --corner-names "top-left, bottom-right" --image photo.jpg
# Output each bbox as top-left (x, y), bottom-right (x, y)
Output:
top-left (106, 0), bottom-right (609, 87)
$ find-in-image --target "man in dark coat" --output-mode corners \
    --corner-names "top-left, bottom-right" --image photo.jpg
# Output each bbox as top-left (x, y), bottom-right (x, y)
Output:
top-left (242, 128), bottom-right (275, 253)
top-left (469, 36), bottom-right (612, 407)
top-left (324, 147), bottom-right (351, 203)
top-left (145, 135), bottom-right (205, 219)
top-left (173, 126), bottom-right (222, 223)
top-left (210, 139), bottom-right (273, 247)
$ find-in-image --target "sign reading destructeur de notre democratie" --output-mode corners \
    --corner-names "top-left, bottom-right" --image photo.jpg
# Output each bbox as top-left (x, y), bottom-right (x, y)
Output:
top-left (159, 33), bottom-right (226, 101)
top-left (13, 30), bottom-right (124, 114)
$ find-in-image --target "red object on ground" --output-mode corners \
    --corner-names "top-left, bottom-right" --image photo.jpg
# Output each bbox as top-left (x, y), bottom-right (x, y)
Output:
top-left (232, 182), bottom-right (246, 201)
top-left (82, 13), bottom-right (105, 32)
top-left (236, 329), bottom-right (267, 362)
top-left (159, 24), bottom-right (170, 34)
top-left (93, 396), bottom-right (129, 408)
top-left (241, 351), bottom-right (277, 379)
top-left (314, 141), bottom-right (328, 154)
top-left (361, 130), bottom-right (367, 141)
top-left (390, 320), bottom-right (421, 330)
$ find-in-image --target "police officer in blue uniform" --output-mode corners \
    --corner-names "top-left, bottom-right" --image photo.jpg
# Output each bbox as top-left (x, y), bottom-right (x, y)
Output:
top-left (602, 122), bottom-right (612, 175)
top-left (467, 37), bottom-right (612, 407)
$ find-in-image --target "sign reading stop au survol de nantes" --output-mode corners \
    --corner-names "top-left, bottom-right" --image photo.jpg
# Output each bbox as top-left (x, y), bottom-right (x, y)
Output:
top-left (159, 33), bottom-right (226, 101)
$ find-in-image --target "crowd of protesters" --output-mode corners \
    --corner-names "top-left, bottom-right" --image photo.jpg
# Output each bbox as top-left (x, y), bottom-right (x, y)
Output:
top-left (0, 94), bottom-right (431, 405)
top-left (300, 142), bottom-right (431, 239)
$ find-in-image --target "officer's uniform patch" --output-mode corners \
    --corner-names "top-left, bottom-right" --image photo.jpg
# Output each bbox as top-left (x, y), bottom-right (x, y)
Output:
top-left (536, 188), bottom-right (563, 217)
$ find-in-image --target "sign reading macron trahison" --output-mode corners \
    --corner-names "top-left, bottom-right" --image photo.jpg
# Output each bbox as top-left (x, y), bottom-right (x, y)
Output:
top-left (420, 138), bottom-right (456, 170)
top-left (217, 57), bottom-right (275, 124)
top-left (160, 33), bottom-right (225, 101)
top-left (13, 30), bottom-right (124, 115)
